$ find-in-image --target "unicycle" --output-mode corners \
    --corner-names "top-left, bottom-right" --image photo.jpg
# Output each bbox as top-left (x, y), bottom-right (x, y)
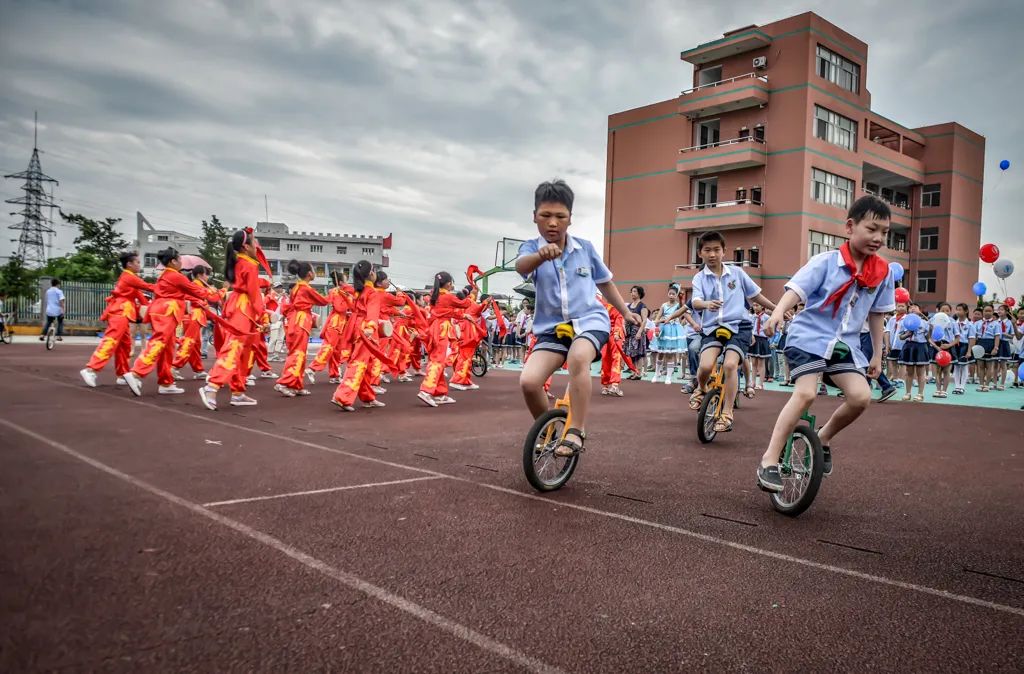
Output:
top-left (44, 321), bottom-right (57, 351)
top-left (472, 342), bottom-right (489, 378)
top-left (0, 313), bottom-right (13, 344)
top-left (522, 387), bottom-right (580, 491)
top-left (767, 411), bottom-right (824, 516)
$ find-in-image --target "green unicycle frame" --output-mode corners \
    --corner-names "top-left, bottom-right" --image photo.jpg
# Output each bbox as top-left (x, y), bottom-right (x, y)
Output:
top-left (779, 411), bottom-right (816, 475)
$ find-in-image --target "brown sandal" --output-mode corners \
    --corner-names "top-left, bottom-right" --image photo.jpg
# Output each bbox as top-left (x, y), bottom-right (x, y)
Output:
top-left (555, 428), bottom-right (586, 457)
top-left (714, 412), bottom-right (734, 433)
top-left (688, 390), bottom-right (705, 411)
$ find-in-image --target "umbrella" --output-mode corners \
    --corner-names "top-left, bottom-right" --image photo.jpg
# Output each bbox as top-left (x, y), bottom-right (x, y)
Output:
top-left (513, 281), bottom-right (535, 299)
top-left (179, 254), bottom-right (210, 270)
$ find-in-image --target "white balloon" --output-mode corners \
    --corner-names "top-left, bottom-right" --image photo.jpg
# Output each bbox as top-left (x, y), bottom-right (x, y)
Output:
top-left (930, 311), bottom-right (952, 329)
top-left (993, 259), bottom-right (1014, 279)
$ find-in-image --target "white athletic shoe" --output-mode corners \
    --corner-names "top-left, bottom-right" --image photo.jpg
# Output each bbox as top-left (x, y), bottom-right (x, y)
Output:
top-left (435, 395), bottom-right (456, 405)
top-left (296, 389), bottom-right (312, 396)
top-left (172, 369), bottom-right (185, 381)
top-left (463, 383), bottom-right (480, 390)
top-left (449, 383), bottom-right (470, 391)
top-left (230, 394), bottom-right (258, 406)
top-left (328, 377), bottom-right (342, 384)
top-left (80, 368), bottom-right (98, 388)
top-left (123, 372), bottom-right (142, 397)
top-left (274, 383), bottom-right (296, 397)
top-left (194, 372), bottom-right (208, 380)
top-left (199, 385), bottom-right (218, 410)
top-left (158, 385), bottom-right (185, 395)
top-left (260, 370), bottom-right (277, 378)
top-left (381, 374), bottom-right (392, 384)
top-left (246, 376), bottom-right (256, 387)
top-left (417, 390), bottom-right (439, 408)
top-left (116, 377), bottom-right (128, 386)
top-left (305, 369), bottom-right (316, 384)
top-left (372, 386), bottom-right (387, 395)
top-left (362, 399), bottom-right (386, 408)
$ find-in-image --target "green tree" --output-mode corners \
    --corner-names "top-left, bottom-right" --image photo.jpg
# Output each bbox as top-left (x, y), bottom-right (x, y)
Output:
top-left (39, 250), bottom-right (116, 283)
top-left (66, 212), bottom-right (130, 275)
top-left (0, 255), bottom-right (38, 300)
top-left (198, 215), bottom-right (230, 277)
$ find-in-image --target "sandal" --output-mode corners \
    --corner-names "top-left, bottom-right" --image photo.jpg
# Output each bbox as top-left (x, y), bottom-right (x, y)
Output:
top-left (555, 428), bottom-right (585, 457)
top-left (744, 387), bottom-right (756, 399)
top-left (688, 389), bottom-right (705, 411)
top-left (713, 412), bottom-right (734, 433)
top-left (609, 386), bottom-right (624, 397)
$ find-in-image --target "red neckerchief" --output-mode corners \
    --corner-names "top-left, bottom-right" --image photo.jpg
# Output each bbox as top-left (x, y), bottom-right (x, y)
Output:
top-left (755, 312), bottom-right (763, 334)
top-left (822, 242), bottom-right (889, 318)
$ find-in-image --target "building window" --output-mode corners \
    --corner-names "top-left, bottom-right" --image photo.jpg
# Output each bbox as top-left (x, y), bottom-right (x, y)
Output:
top-left (753, 125), bottom-right (765, 142)
top-left (733, 249), bottom-right (744, 264)
top-left (816, 44), bottom-right (860, 93)
top-left (362, 247), bottom-right (374, 255)
top-left (919, 227), bottom-right (939, 250)
top-left (893, 191), bottom-right (909, 209)
top-left (157, 235), bottom-right (169, 241)
top-left (751, 186), bottom-right (762, 204)
top-left (310, 244), bottom-right (323, 253)
top-left (808, 230), bottom-right (848, 258)
top-left (887, 230), bottom-right (907, 252)
top-left (811, 168), bottom-right (854, 210)
top-left (917, 270), bottom-right (937, 294)
top-left (286, 243), bottom-right (300, 252)
top-left (336, 246), bottom-right (347, 255)
top-left (922, 184), bottom-right (941, 208)
top-left (144, 254), bottom-right (158, 268)
top-left (261, 238), bottom-right (280, 251)
top-left (749, 248), bottom-right (760, 267)
top-left (814, 105), bottom-right (857, 151)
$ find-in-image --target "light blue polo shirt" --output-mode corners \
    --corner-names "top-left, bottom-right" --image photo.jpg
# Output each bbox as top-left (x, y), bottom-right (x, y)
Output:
top-left (975, 319), bottom-right (1001, 339)
top-left (691, 264), bottom-right (761, 335)
top-left (955, 318), bottom-right (976, 342)
top-left (783, 250), bottom-right (896, 367)
top-left (519, 234), bottom-right (612, 336)
top-left (929, 315), bottom-right (960, 343)
top-left (885, 315), bottom-right (906, 351)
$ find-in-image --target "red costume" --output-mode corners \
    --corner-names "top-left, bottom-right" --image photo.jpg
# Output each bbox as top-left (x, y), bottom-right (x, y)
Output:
top-left (206, 254), bottom-right (267, 394)
top-left (85, 270), bottom-right (153, 375)
top-left (332, 285), bottom-right (395, 407)
top-left (172, 279), bottom-right (221, 374)
top-left (420, 290), bottom-right (472, 398)
top-left (309, 284), bottom-right (355, 378)
top-left (276, 280), bottom-right (329, 390)
top-left (450, 299), bottom-right (487, 387)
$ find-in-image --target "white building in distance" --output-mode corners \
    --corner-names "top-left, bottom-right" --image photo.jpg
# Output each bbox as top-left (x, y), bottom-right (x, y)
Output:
top-left (136, 212), bottom-right (389, 291)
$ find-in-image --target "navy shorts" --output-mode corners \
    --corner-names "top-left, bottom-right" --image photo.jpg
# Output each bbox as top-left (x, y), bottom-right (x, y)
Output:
top-left (785, 344), bottom-right (865, 385)
top-left (534, 329), bottom-right (609, 363)
top-left (700, 324), bottom-right (753, 361)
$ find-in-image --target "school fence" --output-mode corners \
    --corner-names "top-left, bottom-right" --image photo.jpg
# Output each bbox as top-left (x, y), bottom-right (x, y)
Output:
top-left (5, 277), bottom-right (115, 329)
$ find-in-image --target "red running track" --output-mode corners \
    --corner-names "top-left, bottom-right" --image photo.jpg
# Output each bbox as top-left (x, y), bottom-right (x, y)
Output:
top-left (1, 344), bottom-right (1022, 672)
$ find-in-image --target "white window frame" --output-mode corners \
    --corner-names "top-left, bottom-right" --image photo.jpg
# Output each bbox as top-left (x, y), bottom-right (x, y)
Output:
top-left (816, 45), bottom-right (860, 93)
top-left (814, 105), bottom-right (857, 151)
top-left (808, 230), bottom-right (848, 259)
top-left (916, 270), bottom-right (937, 294)
top-left (286, 243), bottom-right (300, 252)
top-left (310, 244), bottom-right (323, 253)
top-left (922, 184), bottom-right (941, 208)
top-left (362, 247), bottom-right (375, 255)
top-left (336, 245), bottom-right (347, 255)
top-left (810, 168), bottom-right (854, 210)
top-left (919, 227), bottom-right (940, 251)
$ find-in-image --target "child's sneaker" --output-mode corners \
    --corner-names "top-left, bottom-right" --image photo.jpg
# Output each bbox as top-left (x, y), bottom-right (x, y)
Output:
top-left (821, 445), bottom-right (832, 476)
top-left (199, 385), bottom-right (218, 410)
top-left (80, 368), bottom-right (98, 388)
top-left (328, 377), bottom-right (341, 384)
top-left (435, 395), bottom-right (456, 405)
top-left (230, 394), bottom-right (258, 406)
top-left (158, 385), bottom-right (185, 395)
top-left (260, 370), bottom-right (277, 378)
top-left (362, 400), bottom-right (386, 408)
top-left (274, 383), bottom-right (296, 397)
top-left (756, 465), bottom-right (784, 492)
top-left (417, 391), bottom-right (439, 408)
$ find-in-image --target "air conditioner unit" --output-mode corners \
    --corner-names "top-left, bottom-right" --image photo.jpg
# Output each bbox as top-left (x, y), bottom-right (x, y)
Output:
top-left (753, 56), bottom-right (767, 69)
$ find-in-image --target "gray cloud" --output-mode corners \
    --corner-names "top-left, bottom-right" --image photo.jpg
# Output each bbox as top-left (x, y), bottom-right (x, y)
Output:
top-left (1, 0), bottom-right (1022, 298)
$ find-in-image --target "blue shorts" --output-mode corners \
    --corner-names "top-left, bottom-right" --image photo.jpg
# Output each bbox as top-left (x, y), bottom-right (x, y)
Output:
top-left (699, 324), bottom-right (753, 361)
top-left (534, 329), bottom-right (609, 362)
top-left (785, 344), bottom-right (865, 385)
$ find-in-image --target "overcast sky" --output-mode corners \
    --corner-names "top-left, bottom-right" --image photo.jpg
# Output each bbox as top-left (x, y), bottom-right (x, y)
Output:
top-left (1, 0), bottom-right (1022, 298)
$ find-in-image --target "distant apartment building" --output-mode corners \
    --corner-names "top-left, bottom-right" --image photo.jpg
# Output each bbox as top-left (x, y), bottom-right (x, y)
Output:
top-left (604, 11), bottom-right (984, 304)
top-left (136, 212), bottom-right (389, 292)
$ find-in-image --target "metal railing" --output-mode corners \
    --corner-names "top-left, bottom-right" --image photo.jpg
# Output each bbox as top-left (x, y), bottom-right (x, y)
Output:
top-left (677, 198), bottom-right (764, 212)
top-left (679, 135), bottom-right (765, 154)
top-left (5, 278), bottom-right (116, 327)
top-left (681, 72), bottom-right (768, 96)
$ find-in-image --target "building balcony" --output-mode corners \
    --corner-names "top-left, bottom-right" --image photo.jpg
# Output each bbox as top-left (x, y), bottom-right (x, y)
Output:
top-left (862, 142), bottom-right (925, 185)
top-left (677, 136), bottom-right (766, 176)
top-left (678, 73), bottom-right (769, 120)
top-left (680, 28), bottom-right (772, 65)
top-left (674, 199), bottom-right (765, 232)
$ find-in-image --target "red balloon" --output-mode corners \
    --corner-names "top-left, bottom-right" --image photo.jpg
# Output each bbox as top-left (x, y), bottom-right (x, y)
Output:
top-left (1006, 297), bottom-right (1017, 308)
top-left (980, 243), bottom-right (1000, 264)
top-left (935, 351), bottom-right (952, 367)
top-left (894, 287), bottom-right (911, 304)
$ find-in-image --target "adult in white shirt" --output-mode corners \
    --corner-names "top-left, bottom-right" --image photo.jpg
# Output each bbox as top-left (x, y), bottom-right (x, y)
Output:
top-left (41, 278), bottom-right (65, 341)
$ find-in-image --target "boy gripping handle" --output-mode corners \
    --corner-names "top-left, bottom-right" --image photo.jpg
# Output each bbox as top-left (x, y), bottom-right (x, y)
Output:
top-left (517, 180), bottom-right (640, 457)
top-left (758, 195), bottom-right (896, 491)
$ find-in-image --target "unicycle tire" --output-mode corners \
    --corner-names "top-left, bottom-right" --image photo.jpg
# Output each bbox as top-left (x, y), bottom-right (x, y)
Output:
top-left (45, 329), bottom-right (56, 351)
top-left (696, 389), bottom-right (722, 444)
top-left (770, 424), bottom-right (824, 517)
top-left (472, 345), bottom-right (488, 378)
top-left (522, 407), bottom-right (579, 492)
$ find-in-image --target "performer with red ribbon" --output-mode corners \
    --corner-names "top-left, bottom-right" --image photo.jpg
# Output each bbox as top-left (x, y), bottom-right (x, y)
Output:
top-left (171, 264), bottom-right (222, 380)
top-left (274, 261), bottom-right (329, 397)
top-left (599, 294), bottom-right (629, 396)
top-left (449, 285), bottom-right (489, 390)
top-left (308, 270), bottom-right (354, 383)
top-left (417, 270), bottom-right (475, 407)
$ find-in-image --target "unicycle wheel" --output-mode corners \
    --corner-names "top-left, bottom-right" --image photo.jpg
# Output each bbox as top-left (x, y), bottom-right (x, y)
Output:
top-left (522, 408), bottom-right (579, 491)
top-left (472, 345), bottom-right (488, 378)
top-left (770, 424), bottom-right (824, 517)
top-left (696, 389), bottom-right (721, 444)
top-left (45, 329), bottom-right (56, 351)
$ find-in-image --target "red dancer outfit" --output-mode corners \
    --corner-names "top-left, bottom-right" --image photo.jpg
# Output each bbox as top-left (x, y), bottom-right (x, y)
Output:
top-left (450, 299), bottom-right (487, 388)
top-left (309, 283), bottom-right (355, 379)
top-left (419, 289), bottom-right (472, 402)
top-left (85, 269), bottom-right (154, 377)
top-left (206, 254), bottom-right (268, 395)
top-left (332, 285), bottom-right (394, 410)
top-left (172, 279), bottom-right (221, 376)
top-left (128, 268), bottom-right (215, 388)
top-left (601, 299), bottom-right (626, 393)
top-left (368, 288), bottom-right (408, 388)
top-left (276, 280), bottom-right (329, 391)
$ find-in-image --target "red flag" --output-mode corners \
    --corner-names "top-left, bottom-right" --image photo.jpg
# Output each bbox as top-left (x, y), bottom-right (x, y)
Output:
top-left (491, 299), bottom-right (508, 338)
top-left (466, 264), bottom-right (483, 287)
top-left (383, 233), bottom-right (393, 250)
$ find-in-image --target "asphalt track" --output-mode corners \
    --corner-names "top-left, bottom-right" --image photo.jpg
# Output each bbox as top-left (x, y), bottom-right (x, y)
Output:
top-left (1, 343), bottom-right (1022, 672)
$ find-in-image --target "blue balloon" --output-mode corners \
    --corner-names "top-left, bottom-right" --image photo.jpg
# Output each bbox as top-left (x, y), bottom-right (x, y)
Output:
top-left (972, 281), bottom-right (987, 296)
top-left (931, 325), bottom-right (945, 341)
top-left (1019, 363), bottom-right (1024, 379)
top-left (999, 159), bottom-right (1010, 171)
top-left (903, 314), bottom-right (921, 332)
top-left (889, 262), bottom-right (904, 282)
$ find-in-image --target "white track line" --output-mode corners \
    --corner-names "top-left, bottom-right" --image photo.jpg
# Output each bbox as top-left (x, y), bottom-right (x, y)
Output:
top-left (0, 418), bottom-right (563, 674)
top-left (204, 476), bottom-right (443, 507)
top-left (5, 369), bottom-right (1024, 619)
